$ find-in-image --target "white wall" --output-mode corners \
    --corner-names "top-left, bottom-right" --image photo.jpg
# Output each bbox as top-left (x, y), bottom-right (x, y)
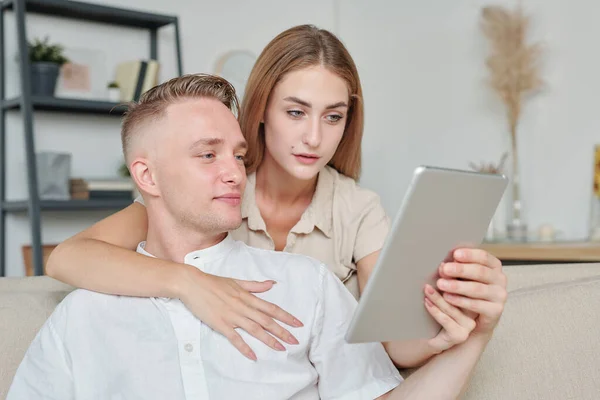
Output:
top-left (341, 0), bottom-right (600, 243)
top-left (4, 0), bottom-right (598, 275)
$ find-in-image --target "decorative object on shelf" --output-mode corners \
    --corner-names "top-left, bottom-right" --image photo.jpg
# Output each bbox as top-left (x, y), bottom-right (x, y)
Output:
top-left (55, 47), bottom-right (107, 100)
top-left (36, 152), bottom-right (72, 200)
top-left (22, 244), bottom-right (58, 276)
top-left (470, 152), bottom-right (508, 241)
top-left (107, 81), bottom-right (120, 102)
top-left (214, 50), bottom-right (256, 109)
top-left (589, 145), bottom-right (600, 241)
top-left (118, 161), bottom-right (139, 199)
top-left (480, 3), bottom-right (544, 242)
top-left (537, 223), bottom-right (558, 242)
top-left (28, 36), bottom-right (69, 96)
top-left (118, 162), bottom-right (130, 178)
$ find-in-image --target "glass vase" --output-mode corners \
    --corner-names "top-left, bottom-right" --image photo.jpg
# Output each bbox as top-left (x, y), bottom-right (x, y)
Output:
top-left (506, 153), bottom-right (528, 241)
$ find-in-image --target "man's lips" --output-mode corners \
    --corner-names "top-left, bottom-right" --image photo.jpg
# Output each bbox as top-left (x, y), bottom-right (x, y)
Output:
top-left (214, 194), bottom-right (241, 205)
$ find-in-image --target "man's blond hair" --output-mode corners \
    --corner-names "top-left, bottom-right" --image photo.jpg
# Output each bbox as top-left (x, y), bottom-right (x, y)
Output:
top-left (121, 73), bottom-right (239, 162)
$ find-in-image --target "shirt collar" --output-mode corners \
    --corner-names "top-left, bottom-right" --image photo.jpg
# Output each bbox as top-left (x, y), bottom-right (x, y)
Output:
top-left (136, 233), bottom-right (235, 267)
top-left (241, 167), bottom-right (334, 238)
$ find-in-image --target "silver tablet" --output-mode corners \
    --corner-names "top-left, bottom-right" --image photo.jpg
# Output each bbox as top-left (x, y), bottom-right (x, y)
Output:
top-left (345, 165), bottom-right (508, 343)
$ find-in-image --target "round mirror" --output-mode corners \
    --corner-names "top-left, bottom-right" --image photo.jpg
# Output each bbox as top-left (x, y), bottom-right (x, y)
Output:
top-left (214, 50), bottom-right (256, 106)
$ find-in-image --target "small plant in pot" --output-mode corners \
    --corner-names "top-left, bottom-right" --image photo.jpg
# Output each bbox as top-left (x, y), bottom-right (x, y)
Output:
top-left (28, 36), bottom-right (69, 97)
top-left (107, 81), bottom-right (120, 102)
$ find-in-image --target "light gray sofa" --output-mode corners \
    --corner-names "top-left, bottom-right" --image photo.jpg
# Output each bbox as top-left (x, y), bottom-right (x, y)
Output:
top-left (1, 263), bottom-right (600, 399)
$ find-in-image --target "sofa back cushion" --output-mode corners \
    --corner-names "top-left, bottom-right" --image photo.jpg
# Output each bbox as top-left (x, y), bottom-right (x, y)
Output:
top-left (0, 277), bottom-right (73, 398)
top-left (462, 275), bottom-right (600, 400)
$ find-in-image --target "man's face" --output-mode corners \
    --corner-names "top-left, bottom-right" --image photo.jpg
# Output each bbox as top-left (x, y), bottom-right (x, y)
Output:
top-left (152, 97), bottom-right (247, 234)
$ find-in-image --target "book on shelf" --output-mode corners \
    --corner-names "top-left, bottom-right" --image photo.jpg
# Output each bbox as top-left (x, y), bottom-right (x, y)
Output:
top-left (69, 178), bottom-right (135, 200)
top-left (115, 60), bottom-right (160, 102)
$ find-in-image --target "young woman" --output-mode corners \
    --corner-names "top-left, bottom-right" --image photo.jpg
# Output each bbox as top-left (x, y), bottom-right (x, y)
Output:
top-left (47, 25), bottom-right (507, 373)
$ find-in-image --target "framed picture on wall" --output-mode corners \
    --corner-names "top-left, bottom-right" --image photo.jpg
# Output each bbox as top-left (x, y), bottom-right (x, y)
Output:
top-left (55, 47), bottom-right (108, 100)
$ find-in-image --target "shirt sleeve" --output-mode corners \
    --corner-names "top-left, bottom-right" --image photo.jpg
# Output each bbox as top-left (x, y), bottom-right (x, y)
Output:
top-left (7, 315), bottom-right (74, 400)
top-left (309, 265), bottom-right (403, 400)
top-left (353, 192), bottom-right (390, 263)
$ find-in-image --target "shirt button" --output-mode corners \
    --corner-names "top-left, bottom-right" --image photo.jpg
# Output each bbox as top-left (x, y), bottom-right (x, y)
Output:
top-left (184, 343), bottom-right (194, 352)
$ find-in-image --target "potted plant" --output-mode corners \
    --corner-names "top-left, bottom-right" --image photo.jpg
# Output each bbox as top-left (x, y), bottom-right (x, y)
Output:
top-left (28, 36), bottom-right (69, 97)
top-left (107, 81), bottom-right (120, 102)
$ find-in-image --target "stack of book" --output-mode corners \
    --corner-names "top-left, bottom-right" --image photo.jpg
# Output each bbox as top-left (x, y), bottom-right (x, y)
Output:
top-left (70, 178), bottom-right (135, 200)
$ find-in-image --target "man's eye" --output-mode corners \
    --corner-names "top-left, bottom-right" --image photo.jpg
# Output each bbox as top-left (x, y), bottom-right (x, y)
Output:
top-left (201, 153), bottom-right (214, 159)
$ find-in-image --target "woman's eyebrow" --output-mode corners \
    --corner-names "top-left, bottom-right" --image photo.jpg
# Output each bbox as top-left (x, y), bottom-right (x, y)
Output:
top-left (283, 96), bottom-right (348, 109)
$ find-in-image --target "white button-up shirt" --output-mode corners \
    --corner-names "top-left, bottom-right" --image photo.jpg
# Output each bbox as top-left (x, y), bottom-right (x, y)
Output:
top-left (8, 235), bottom-right (403, 399)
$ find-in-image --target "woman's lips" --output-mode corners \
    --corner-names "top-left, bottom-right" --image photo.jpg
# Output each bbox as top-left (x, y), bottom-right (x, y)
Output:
top-left (294, 154), bottom-right (320, 165)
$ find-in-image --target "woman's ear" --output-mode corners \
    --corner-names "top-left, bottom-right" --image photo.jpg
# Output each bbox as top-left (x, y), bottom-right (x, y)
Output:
top-left (129, 158), bottom-right (160, 198)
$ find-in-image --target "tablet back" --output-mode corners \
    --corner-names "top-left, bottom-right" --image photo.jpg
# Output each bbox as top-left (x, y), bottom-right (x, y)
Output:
top-left (345, 166), bottom-right (508, 343)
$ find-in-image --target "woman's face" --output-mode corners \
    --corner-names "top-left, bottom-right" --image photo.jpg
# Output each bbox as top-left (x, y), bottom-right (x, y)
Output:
top-left (262, 65), bottom-right (349, 181)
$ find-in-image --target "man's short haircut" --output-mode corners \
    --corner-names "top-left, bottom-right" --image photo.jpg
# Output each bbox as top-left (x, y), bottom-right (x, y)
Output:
top-left (120, 73), bottom-right (239, 162)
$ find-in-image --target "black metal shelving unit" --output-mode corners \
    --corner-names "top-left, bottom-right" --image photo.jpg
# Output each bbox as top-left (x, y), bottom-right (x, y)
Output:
top-left (0, 0), bottom-right (183, 276)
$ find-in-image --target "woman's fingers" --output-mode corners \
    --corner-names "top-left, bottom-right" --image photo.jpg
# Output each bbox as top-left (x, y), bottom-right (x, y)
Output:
top-left (424, 285), bottom-right (476, 352)
top-left (437, 278), bottom-right (506, 303)
top-left (236, 299), bottom-right (301, 346)
top-left (242, 289), bottom-right (304, 328)
top-left (443, 292), bottom-right (505, 323)
top-left (425, 284), bottom-right (474, 330)
top-left (182, 272), bottom-right (303, 360)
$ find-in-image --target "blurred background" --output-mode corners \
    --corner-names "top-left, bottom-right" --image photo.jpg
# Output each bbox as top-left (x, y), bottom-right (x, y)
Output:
top-left (3, 0), bottom-right (600, 276)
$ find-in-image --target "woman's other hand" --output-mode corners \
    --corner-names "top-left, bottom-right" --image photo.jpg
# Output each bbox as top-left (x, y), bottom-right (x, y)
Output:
top-left (423, 284), bottom-right (477, 353)
top-left (437, 248), bottom-right (508, 336)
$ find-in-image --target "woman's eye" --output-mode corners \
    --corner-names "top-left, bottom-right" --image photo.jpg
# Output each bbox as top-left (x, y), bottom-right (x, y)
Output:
top-left (201, 153), bottom-right (215, 159)
top-left (287, 110), bottom-right (304, 118)
top-left (326, 114), bottom-right (343, 123)
top-left (235, 155), bottom-right (245, 161)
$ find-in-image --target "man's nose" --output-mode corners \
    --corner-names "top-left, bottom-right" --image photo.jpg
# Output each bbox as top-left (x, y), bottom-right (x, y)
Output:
top-left (221, 156), bottom-right (243, 185)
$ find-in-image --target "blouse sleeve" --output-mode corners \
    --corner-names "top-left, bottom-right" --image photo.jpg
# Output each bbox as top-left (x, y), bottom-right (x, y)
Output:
top-left (353, 192), bottom-right (390, 263)
top-left (134, 195), bottom-right (145, 206)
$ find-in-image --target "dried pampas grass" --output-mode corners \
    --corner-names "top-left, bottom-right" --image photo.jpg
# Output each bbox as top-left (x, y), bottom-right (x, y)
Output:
top-left (469, 152), bottom-right (508, 174)
top-left (481, 3), bottom-right (544, 150)
top-left (480, 2), bottom-right (543, 222)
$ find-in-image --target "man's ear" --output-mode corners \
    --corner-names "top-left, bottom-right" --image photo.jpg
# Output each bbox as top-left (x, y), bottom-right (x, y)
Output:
top-left (129, 157), bottom-right (160, 197)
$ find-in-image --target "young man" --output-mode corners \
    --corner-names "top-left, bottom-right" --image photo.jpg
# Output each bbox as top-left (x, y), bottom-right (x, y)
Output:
top-left (9, 74), bottom-right (492, 399)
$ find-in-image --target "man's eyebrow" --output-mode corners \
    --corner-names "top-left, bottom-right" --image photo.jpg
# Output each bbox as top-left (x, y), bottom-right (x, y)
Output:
top-left (189, 138), bottom-right (223, 150)
top-left (283, 96), bottom-right (348, 110)
top-left (189, 137), bottom-right (248, 151)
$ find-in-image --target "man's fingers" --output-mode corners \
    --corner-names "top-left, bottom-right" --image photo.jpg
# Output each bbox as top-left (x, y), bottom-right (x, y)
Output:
top-left (245, 292), bottom-right (304, 328)
top-left (235, 279), bottom-right (277, 293)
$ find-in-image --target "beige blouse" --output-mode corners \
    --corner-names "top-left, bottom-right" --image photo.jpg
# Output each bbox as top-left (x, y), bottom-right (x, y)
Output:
top-left (136, 166), bottom-right (390, 299)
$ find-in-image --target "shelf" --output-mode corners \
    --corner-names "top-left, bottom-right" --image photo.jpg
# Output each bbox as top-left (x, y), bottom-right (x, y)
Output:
top-left (2, 96), bottom-right (128, 115)
top-left (3, 198), bottom-right (133, 212)
top-left (481, 241), bottom-right (600, 262)
top-left (1, 0), bottom-right (177, 29)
